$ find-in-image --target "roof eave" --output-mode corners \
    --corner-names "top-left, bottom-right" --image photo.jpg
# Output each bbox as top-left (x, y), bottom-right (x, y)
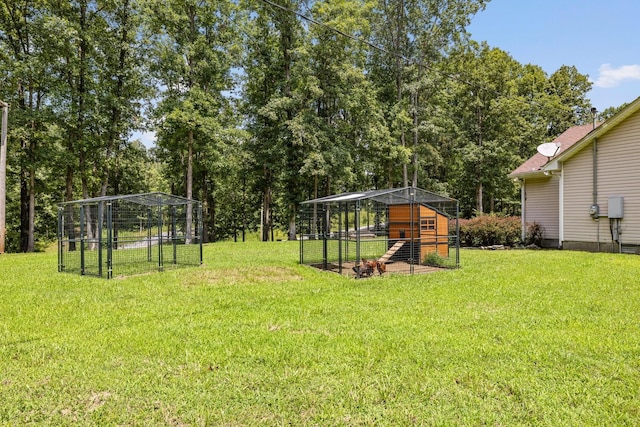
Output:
top-left (543, 159), bottom-right (561, 171)
top-left (545, 96), bottom-right (640, 165)
top-left (509, 170), bottom-right (547, 179)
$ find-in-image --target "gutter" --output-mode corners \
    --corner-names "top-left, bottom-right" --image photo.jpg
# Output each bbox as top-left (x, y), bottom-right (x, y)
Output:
top-left (592, 137), bottom-right (597, 207)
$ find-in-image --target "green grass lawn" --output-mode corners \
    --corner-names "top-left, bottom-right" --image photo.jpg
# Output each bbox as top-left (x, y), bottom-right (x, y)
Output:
top-left (1, 243), bottom-right (639, 425)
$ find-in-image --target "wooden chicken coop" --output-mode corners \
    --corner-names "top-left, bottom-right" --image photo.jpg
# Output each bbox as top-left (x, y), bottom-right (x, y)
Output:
top-left (299, 187), bottom-right (459, 276)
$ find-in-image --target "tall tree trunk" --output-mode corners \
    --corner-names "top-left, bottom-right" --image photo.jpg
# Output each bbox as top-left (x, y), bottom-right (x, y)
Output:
top-left (476, 181), bottom-right (483, 214)
top-left (396, 0), bottom-right (408, 188)
top-left (476, 98), bottom-right (483, 214)
top-left (288, 204), bottom-right (296, 241)
top-left (66, 168), bottom-right (76, 251)
top-left (26, 91), bottom-right (37, 251)
top-left (27, 166), bottom-right (35, 252)
top-left (20, 171), bottom-right (28, 252)
top-left (201, 172), bottom-right (209, 243)
top-left (312, 174), bottom-right (318, 238)
top-left (101, 0), bottom-right (129, 200)
top-left (282, 12), bottom-right (298, 242)
top-left (18, 83), bottom-right (29, 252)
top-left (412, 90), bottom-right (419, 188)
top-left (80, 169), bottom-right (96, 249)
top-left (208, 179), bottom-right (215, 242)
top-left (186, 129), bottom-right (193, 244)
top-left (262, 175), bottom-right (272, 242)
top-left (77, 0), bottom-right (94, 245)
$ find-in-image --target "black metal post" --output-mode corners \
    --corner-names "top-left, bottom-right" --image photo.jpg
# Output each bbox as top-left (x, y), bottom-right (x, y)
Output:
top-left (80, 205), bottom-right (85, 275)
top-left (338, 203), bottom-right (342, 274)
top-left (147, 207), bottom-right (152, 262)
top-left (171, 205), bottom-right (177, 264)
top-left (323, 204), bottom-right (329, 270)
top-left (57, 206), bottom-right (64, 272)
top-left (299, 208), bottom-right (304, 264)
top-left (107, 201), bottom-right (113, 279)
top-left (158, 204), bottom-right (164, 271)
top-left (456, 201), bottom-right (460, 268)
top-left (410, 189), bottom-right (415, 274)
top-left (345, 204), bottom-right (349, 262)
top-left (355, 200), bottom-right (361, 278)
top-left (198, 202), bottom-right (203, 265)
top-left (98, 201), bottom-right (103, 277)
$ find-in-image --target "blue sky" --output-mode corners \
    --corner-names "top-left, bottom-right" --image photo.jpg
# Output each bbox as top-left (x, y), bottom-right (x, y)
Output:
top-left (467, 0), bottom-right (640, 112)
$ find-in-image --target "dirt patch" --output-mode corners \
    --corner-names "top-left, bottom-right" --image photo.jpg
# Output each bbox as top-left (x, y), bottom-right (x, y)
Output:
top-left (183, 266), bottom-right (304, 286)
top-left (311, 261), bottom-right (447, 277)
top-left (87, 391), bottom-right (112, 412)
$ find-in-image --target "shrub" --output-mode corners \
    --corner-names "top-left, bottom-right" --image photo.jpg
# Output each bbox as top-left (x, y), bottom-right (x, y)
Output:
top-left (525, 222), bottom-right (545, 246)
top-left (457, 215), bottom-right (522, 247)
top-left (422, 251), bottom-right (449, 267)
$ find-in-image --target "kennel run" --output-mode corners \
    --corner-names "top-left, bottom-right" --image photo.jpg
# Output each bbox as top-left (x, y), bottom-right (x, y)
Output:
top-left (58, 192), bottom-right (203, 279)
top-left (299, 187), bottom-right (459, 276)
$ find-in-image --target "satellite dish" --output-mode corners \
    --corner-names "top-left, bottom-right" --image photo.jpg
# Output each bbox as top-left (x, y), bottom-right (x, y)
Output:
top-left (536, 142), bottom-right (561, 159)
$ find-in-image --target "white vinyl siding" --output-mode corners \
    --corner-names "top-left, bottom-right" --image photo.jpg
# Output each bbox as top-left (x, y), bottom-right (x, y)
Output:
top-left (563, 141), bottom-right (598, 242)
top-left (595, 108), bottom-right (640, 244)
top-left (524, 176), bottom-right (559, 239)
top-left (563, 109), bottom-right (640, 244)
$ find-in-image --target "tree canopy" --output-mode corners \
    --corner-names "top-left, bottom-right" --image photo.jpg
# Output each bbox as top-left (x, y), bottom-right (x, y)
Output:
top-left (0, 0), bottom-right (607, 250)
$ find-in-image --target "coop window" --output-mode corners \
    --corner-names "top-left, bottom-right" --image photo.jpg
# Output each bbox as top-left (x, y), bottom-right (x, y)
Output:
top-left (421, 218), bottom-right (436, 231)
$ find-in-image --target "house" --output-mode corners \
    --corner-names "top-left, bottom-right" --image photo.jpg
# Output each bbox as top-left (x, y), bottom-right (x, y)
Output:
top-left (510, 96), bottom-right (640, 253)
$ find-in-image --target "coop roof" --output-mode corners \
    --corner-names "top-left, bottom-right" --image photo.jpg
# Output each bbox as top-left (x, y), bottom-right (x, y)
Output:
top-left (59, 192), bottom-right (198, 207)
top-left (301, 187), bottom-right (456, 206)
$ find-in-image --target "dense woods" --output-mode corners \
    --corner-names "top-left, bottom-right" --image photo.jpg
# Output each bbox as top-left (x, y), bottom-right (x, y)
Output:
top-left (0, 0), bottom-right (600, 251)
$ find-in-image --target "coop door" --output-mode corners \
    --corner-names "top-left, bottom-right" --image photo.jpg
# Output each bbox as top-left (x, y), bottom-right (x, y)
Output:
top-left (420, 214), bottom-right (448, 258)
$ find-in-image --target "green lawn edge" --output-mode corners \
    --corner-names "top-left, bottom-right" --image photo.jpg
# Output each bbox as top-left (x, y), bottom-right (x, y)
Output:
top-left (1, 242), bottom-right (639, 425)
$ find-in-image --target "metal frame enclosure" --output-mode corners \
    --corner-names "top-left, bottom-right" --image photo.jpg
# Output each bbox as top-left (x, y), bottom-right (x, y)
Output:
top-left (58, 192), bottom-right (203, 278)
top-left (299, 187), bottom-right (459, 277)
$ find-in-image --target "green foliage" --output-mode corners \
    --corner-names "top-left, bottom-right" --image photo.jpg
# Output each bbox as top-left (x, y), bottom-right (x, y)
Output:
top-left (445, 43), bottom-right (594, 216)
top-left (2, 243), bottom-right (640, 425)
top-left (458, 214), bottom-right (522, 247)
top-left (422, 251), bottom-right (448, 267)
top-left (546, 65), bottom-right (593, 136)
top-left (0, 0), bottom-right (600, 251)
top-left (147, 0), bottom-right (241, 243)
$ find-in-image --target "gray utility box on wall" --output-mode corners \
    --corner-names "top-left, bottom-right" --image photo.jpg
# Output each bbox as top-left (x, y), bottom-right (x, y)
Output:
top-left (608, 196), bottom-right (624, 219)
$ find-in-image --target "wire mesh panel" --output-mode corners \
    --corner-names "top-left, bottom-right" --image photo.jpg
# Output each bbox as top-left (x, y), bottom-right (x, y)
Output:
top-left (299, 187), bottom-right (459, 277)
top-left (58, 193), bottom-right (202, 278)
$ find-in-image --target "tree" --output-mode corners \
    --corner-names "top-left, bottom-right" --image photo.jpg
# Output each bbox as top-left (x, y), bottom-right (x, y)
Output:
top-left (95, 0), bottom-right (151, 199)
top-left (545, 65), bottom-right (593, 137)
top-left (599, 102), bottom-right (628, 121)
top-left (284, 0), bottom-right (382, 235)
top-left (147, 0), bottom-right (239, 242)
top-left (0, 0), bottom-right (57, 251)
top-left (368, 0), bottom-right (488, 188)
top-left (242, 0), bottom-right (304, 240)
top-left (447, 42), bottom-right (528, 216)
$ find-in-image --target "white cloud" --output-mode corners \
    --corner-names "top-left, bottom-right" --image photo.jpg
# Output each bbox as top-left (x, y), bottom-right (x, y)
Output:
top-left (593, 64), bottom-right (640, 88)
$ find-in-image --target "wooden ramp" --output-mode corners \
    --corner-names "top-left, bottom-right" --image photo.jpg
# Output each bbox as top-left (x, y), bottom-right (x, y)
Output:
top-left (378, 241), bottom-right (406, 263)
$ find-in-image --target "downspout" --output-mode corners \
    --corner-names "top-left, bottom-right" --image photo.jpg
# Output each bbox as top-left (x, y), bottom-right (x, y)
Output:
top-left (355, 200), bottom-right (361, 277)
top-left (591, 108), bottom-right (600, 252)
top-left (520, 179), bottom-right (526, 243)
top-left (559, 169), bottom-right (564, 248)
top-left (593, 137), bottom-right (599, 252)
